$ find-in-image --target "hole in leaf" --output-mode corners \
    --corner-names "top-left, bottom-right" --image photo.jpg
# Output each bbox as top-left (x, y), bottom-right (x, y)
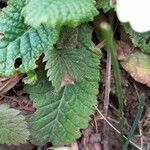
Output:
top-left (14, 58), bottom-right (22, 68)
top-left (146, 37), bottom-right (150, 44)
top-left (0, 1), bottom-right (7, 8)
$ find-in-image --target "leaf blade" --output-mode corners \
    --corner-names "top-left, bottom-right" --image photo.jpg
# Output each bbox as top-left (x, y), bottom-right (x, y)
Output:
top-left (0, 0), bottom-right (59, 76)
top-left (22, 0), bottom-right (98, 28)
top-left (25, 25), bottom-right (101, 146)
top-left (25, 72), bottom-right (99, 146)
top-left (44, 25), bottom-right (100, 90)
top-left (0, 104), bottom-right (30, 145)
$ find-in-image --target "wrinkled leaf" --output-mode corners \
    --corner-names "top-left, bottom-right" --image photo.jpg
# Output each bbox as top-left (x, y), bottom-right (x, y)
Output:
top-left (0, 105), bottom-right (30, 145)
top-left (0, 0), bottom-right (59, 76)
top-left (22, 0), bottom-right (98, 28)
top-left (44, 24), bottom-right (100, 90)
top-left (97, 0), bottom-right (113, 12)
top-left (25, 69), bottom-right (100, 146)
top-left (25, 25), bottom-right (101, 146)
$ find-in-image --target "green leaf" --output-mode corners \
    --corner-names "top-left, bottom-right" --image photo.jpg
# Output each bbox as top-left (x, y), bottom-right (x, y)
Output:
top-left (25, 72), bottom-right (100, 146)
top-left (22, 0), bottom-right (99, 28)
top-left (97, 0), bottom-right (113, 12)
top-left (123, 24), bottom-right (150, 54)
top-left (25, 25), bottom-right (101, 146)
top-left (0, 0), bottom-right (59, 76)
top-left (44, 24), bottom-right (100, 90)
top-left (0, 104), bottom-right (30, 145)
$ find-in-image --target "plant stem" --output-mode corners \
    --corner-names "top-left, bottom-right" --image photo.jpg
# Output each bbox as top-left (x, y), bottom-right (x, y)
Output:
top-left (100, 22), bottom-right (124, 144)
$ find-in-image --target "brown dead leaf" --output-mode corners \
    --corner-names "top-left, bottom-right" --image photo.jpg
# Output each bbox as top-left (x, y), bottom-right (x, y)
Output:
top-left (0, 77), bottom-right (9, 86)
top-left (116, 40), bottom-right (135, 61)
top-left (121, 51), bottom-right (150, 87)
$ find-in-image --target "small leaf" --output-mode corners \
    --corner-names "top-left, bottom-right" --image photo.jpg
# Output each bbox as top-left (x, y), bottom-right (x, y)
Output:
top-left (22, 0), bottom-right (98, 28)
top-left (123, 23), bottom-right (150, 54)
top-left (121, 51), bottom-right (150, 87)
top-left (44, 24), bottom-right (100, 90)
top-left (0, 104), bottom-right (30, 145)
top-left (97, 0), bottom-right (114, 12)
top-left (23, 70), bottom-right (37, 85)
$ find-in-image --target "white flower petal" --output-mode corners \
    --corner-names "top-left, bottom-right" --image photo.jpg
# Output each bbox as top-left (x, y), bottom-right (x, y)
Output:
top-left (116, 0), bottom-right (150, 33)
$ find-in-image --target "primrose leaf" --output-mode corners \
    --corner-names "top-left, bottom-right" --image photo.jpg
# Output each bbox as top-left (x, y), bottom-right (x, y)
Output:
top-left (25, 72), bottom-right (100, 146)
top-left (0, 0), bottom-right (59, 76)
top-left (97, 0), bottom-right (114, 12)
top-left (123, 24), bottom-right (150, 53)
top-left (22, 0), bottom-right (98, 28)
top-left (25, 25), bottom-right (101, 146)
top-left (43, 25), bottom-right (100, 90)
top-left (121, 51), bottom-right (150, 87)
top-left (0, 104), bottom-right (30, 145)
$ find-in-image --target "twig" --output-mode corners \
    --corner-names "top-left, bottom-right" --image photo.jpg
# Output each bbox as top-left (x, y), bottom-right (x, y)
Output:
top-left (95, 106), bottom-right (141, 150)
top-left (0, 74), bottom-right (23, 94)
top-left (71, 142), bottom-right (79, 150)
top-left (94, 115), bottom-right (98, 133)
top-left (96, 41), bottom-right (105, 49)
top-left (103, 53), bottom-right (111, 117)
top-left (103, 52), bottom-right (111, 150)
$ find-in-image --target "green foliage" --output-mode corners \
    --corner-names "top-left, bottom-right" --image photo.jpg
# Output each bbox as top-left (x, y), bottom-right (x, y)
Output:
top-left (0, 0), bottom-right (59, 76)
top-left (0, 0), bottom-right (101, 146)
top-left (123, 24), bottom-right (150, 53)
top-left (23, 71), bottom-right (38, 85)
top-left (0, 0), bottom-right (99, 77)
top-left (0, 104), bottom-right (30, 145)
top-left (25, 25), bottom-right (101, 146)
top-left (25, 72), bottom-right (100, 145)
top-left (96, 0), bottom-right (114, 12)
top-left (44, 25), bottom-right (100, 90)
top-left (22, 0), bottom-right (98, 28)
